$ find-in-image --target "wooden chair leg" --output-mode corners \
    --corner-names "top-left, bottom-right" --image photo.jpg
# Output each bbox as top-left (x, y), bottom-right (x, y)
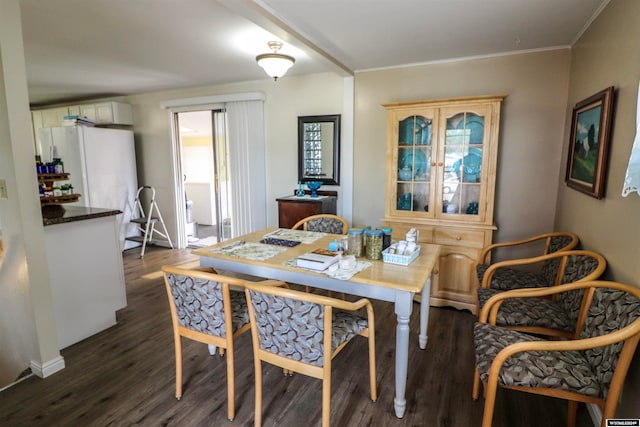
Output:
top-left (175, 335), bottom-right (183, 400)
top-left (368, 329), bottom-right (377, 402)
top-left (322, 372), bottom-right (331, 427)
top-left (472, 367), bottom-right (481, 400)
top-left (567, 401), bottom-right (577, 427)
top-left (255, 360), bottom-right (263, 427)
top-left (481, 376), bottom-right (498, 427)
top-left (226, 345), bottom-right (235, 421)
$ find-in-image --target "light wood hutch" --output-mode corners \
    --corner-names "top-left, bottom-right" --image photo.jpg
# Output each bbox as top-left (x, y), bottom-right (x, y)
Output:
top-left (382, 95), bottom-right (505, 313)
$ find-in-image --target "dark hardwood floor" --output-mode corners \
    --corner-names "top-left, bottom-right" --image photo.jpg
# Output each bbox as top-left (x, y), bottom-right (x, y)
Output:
top-left (0, 246), bottom-right (593, 426)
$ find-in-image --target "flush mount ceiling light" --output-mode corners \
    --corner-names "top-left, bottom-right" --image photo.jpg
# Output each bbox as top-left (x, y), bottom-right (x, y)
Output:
top-left (256, 41), bottom-right (295, 81)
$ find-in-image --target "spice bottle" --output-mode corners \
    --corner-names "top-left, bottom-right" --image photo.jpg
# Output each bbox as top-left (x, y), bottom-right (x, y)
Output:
top-left (54, 157), bottom-right (64, 173)
top-left (347, 228), bottom-right (363, 257)
top-left (381, 227), bottom-right (393, 250)
top-left (365, 229), bottom-right (383, 260)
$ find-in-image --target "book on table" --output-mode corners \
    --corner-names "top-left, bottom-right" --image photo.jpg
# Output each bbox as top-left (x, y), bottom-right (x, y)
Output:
top-left (296, 249), bottom-right (341, 271)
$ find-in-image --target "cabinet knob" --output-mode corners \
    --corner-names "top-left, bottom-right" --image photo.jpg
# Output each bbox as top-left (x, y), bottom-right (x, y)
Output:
top-left (455, 236), bottom-right (462, 240)
top-left (437, 162), bottom-right (443, 167)
top-left (431, 162), bottom-right (436, 167)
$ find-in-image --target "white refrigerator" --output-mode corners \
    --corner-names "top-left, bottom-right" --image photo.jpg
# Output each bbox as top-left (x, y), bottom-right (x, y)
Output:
top-left (38, 125), bottom-right (140, 250)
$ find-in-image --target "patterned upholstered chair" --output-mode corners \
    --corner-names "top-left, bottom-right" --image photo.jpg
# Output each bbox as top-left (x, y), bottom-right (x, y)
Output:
top-left (292, 213), bottom-right (349, 297)
top-left (292, 214), bottom-right (349, 235)
top-left (243, 281), bottom-right (376, 427)
top-left (473, 281), bottom-right (640, 427)
top-left (477, 250), bottom-right (607, 336)
top-left (476, 232), bottom-right (579, 291)
top-left (162, 265), bottom-right (283, 421)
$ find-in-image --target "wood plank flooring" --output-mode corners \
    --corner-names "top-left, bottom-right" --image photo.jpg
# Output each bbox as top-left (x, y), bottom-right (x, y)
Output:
top-left (0, 246), bottom-right (593, 426)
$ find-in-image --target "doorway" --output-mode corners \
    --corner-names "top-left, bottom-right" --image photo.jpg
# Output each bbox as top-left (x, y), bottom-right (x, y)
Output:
top-left (175, 109), bottom-right (232, 248)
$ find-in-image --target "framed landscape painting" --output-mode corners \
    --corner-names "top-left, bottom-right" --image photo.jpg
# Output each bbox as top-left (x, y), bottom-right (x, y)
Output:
top-left (565, 86), bottom-right (615, 199)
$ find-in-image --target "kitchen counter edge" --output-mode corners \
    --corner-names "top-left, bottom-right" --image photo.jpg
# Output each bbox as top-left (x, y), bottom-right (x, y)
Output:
top-left (42, 205), bottom-right (122, 226)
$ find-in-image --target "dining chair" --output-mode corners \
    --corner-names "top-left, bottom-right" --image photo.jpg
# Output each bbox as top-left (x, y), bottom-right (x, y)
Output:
top-left (292, 213), bottom-right (349, 297)
top-left (292, 214), bottom-right (349, 235)
top-left (162, 265), bottom-right (282, 421)
top-left (476, 231), bottom-right (580, 291)
top-left (243, 281), bottom-right (377, 427)
top-left (473, 281), bottom-right (640, 427)
top-left (476, 250), bottom-right (607, 334)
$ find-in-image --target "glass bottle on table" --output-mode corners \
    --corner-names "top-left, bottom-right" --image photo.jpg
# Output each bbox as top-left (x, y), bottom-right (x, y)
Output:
top-left (365, 229), bottom-right (383, 260)
top-left (347, 228), bottom-right (363, 257)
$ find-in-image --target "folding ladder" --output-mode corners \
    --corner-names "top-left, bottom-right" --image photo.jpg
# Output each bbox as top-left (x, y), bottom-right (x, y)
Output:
top-left (126, 186), bottom-right (174, 258)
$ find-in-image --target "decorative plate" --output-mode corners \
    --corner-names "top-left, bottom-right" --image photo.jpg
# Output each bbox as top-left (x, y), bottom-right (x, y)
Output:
top-left (397, 193), bottom-right (413, 211)
top-left (398, 149), bottom-right (428, 178)
top-left (457, 148), bottom-right (483, 182)
top-left (399, 116), bottom-right (431, 145)
top-left (456, 114), bottom-right (484, 144)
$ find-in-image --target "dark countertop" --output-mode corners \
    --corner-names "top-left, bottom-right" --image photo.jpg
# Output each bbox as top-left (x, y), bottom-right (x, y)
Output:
top-left (42, 205), bottom-right (121, 226)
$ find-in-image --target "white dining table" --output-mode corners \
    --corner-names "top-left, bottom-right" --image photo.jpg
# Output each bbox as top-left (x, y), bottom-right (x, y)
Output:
top-left (192, 227), bottom-right (440, 418)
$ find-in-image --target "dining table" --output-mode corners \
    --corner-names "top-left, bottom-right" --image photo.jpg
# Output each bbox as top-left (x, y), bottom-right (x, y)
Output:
top-left (192, 227), bottom-right (441, 418)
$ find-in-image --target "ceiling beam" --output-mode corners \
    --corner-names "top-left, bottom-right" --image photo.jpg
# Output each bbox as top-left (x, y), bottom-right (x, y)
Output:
top-left (217, 0), bottom-right (353, 77)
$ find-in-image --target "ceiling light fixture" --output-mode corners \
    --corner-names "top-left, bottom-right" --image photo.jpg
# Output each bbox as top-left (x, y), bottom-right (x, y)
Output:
top-left (256, 41), bottom-right (295, 81)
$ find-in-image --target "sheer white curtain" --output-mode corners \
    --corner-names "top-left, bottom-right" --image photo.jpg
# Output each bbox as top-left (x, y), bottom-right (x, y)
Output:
top-left (622, 82), bottom-right (640, 197)
top-left (225, 100), bottom-right (266, 236)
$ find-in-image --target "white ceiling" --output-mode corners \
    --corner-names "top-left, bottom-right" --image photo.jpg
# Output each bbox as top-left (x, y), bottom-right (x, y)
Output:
top-left (19, 0), bottom-right (610, 107)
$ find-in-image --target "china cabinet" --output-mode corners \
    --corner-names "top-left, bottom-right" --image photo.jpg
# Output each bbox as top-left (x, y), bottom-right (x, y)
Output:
top-left (383, 95), bottom-right (505, 313)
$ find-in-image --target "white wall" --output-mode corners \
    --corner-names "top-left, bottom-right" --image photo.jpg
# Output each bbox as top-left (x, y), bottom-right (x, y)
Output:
top-left (0, 0), bottom-right (62, 388)
top-left (554, 0), bottom-right (640, 418)
top-left (124, 72), bottom-right (346, 246)
top-left (353, 49), bottom-right (572, 248)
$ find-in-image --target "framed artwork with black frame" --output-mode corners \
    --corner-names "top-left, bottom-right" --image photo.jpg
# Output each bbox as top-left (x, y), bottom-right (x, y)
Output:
top-left (565, 86), bottom-right (615, 199)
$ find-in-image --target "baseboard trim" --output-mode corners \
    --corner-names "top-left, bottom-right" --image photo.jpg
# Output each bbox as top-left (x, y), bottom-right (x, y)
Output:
top-left (30, 355), bottom-right (65, 378)
top-left (587, 402), bottom-right (602, 427)
top-left (0, 371), bottom-right (34, 392)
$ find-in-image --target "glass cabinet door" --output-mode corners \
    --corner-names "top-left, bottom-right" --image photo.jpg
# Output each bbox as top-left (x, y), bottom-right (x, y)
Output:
top-left (440, 110), bottom-right (486, 218)
top-left (395, 112), bottom-right (435, 215)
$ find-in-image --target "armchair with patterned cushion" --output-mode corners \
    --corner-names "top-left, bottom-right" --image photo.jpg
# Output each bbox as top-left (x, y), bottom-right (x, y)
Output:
top-left (476, 231), bottom-right (579, 291)
top-left (473, 281), bottom-right (640, 427)
top-left (292, 213), bottom-right (349, 235)
top-left (244, 281), bottom-right (376, 427)
top-left (476, 250), bottom-right (607, 330)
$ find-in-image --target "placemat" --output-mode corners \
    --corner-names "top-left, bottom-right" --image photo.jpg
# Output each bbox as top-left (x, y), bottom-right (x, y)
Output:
top-left (260, 237), bottom-right (302, 247)
top-left (210, 241), bottom-right (287, 261)
top-left (263, 229), bottom-right (327, 244)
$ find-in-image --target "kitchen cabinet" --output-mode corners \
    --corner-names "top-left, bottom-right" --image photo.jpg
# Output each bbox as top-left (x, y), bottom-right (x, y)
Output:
top-left (276, 193), bottom-right (337, 228)
top-left (383, 95), bottom-right (505, 313)
top-left (31, 102), bottom-right (133, 149)
top-left (94, 101), bottom-right (133, 125)
top-left (43, 209), bottom-right (127, 349)
top-left (41, 107), bottom-right (71, 127)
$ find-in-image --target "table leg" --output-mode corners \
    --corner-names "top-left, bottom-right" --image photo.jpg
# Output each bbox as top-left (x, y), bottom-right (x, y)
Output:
top-left (394, 292), bottom-right (413, 418)
top-left (419, 276), bottom-right (432, 349)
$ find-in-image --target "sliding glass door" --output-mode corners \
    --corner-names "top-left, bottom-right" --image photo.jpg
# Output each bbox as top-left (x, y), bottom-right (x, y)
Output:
top-left (175, 109), bottom-right (231, 246)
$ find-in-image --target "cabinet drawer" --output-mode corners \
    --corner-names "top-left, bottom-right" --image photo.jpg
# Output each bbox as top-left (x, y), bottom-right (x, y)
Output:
top-left (434, 228), bottom-right (486, 248)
